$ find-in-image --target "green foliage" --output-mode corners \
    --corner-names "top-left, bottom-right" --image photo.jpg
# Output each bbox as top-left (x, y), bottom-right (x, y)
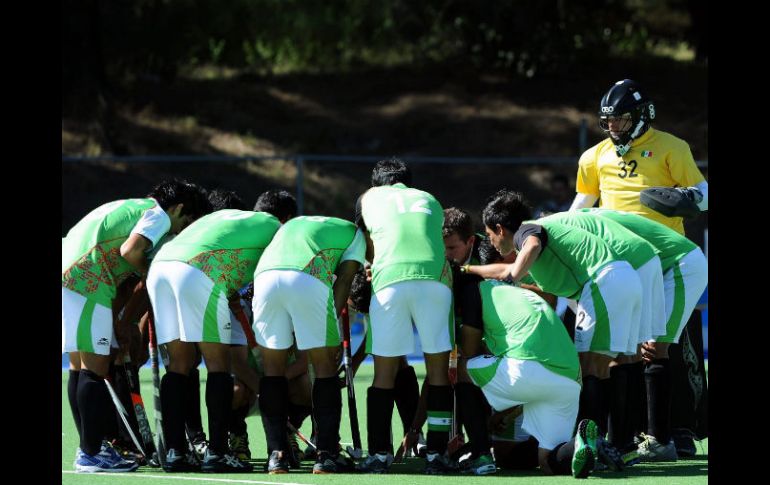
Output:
top-left (62, 0), bottom-right (702, 85)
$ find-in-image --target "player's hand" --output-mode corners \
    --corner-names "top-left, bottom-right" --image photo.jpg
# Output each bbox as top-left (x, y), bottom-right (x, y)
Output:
top-left (641, 341), bottom-right (657, 363)
top-left (394, 429), bottom-right (420, 462)
top-left (488, 405), bottom-right (523, 434)
top-left (675, 187), bottom-right (704, 204)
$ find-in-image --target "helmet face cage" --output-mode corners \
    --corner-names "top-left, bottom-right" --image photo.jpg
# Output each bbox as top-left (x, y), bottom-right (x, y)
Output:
top-left (598, 80), bottom-right (655, 156)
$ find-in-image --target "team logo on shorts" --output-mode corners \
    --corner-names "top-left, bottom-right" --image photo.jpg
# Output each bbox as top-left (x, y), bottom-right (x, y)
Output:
top-left (97, 337), bottom-right (109, 346)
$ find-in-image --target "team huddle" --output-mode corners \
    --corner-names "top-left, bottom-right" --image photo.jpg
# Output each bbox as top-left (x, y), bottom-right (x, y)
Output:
top-left (62, 79), bottom-right (708, 478)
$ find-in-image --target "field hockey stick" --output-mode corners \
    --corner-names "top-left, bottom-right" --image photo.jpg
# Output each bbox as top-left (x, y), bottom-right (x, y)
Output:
top-left (122, 353), bottom-right (158, 464)
top-left (147, 312), bottom-right (167, 467)
top-left (104, 377), bottom-right (147, 457)
top-left (340, 305), bottom-right (363, 459)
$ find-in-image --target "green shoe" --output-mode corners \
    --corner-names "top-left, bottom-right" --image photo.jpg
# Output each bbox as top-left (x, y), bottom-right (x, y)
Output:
top-left (572, 419), bottom-right (597, 479)
top-left (459, 453), bottom-right (496, 475)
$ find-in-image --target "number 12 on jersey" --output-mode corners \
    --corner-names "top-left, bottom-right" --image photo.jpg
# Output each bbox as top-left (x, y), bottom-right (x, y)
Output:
top-left (388, 193), bottom-right (432, 215)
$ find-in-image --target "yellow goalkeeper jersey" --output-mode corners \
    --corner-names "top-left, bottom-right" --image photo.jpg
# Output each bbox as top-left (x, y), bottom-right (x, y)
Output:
top-left (576, 128), bottom-right (705, 234)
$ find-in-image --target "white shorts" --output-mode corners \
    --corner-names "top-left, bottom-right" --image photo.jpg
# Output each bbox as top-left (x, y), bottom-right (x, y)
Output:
top-left (574, 261), bottom-right (642, 355)
top-left (655, 248), bottom-right (709, 344)
top-left (61, 287), bottom-right (116, 356)
top-left (146, 261), bottom-right (233, 345)
top-left (467, 355), bottom-right (580, 451)
top-left (252, 270), bottom-right (339, 351)
top-left (366, 280), bottom-right (453, 356)
top-left (635, 256), bottom-right (667, 346)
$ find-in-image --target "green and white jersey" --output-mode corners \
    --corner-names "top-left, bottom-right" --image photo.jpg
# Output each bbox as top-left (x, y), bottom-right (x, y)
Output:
top-left (514, 220), bottom-right (618, 299)
top-left (62, 198), bottom-right (169, 307)
top-left (360, 183), bottom-right (451, 292)
top-left (578, 208), bottom-right (698, 272)
top-left (254, 216), bottom-right (366, 287)
top-left (478, 280), bottom-right (580, 382)
top-left (538, 211), bottom-right (657, 270)
top-left (154, 210), bottom-right (281, 297)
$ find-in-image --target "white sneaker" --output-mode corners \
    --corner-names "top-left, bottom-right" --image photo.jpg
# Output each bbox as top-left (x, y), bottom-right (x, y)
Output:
top-left (638, 435), bottom-right (677, 462)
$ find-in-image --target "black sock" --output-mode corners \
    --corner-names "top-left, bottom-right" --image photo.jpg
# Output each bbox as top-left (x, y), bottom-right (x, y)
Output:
top-left (608, 365), bottom-right (630, 448)
top-left (77, 369), bottom-right (113, 456)
top-left (230, 404), bottom-right (249, 435)
top-left (206, 372), bottom-right (233, 454)
top-left (185, 367), bottom-right (205, 439)
top-left (394, 366), bottom-right (420, 436)
top-left (577, 375), bottom-right (602, 433)
top-left (598, 377), bottom-right (611, 437)
top-left (456, 382), bottom-right (490, 455)
top-left (160, 371), bottom-right (189, 453)
top-left (312, 377), bottom-right (342, 455)
top-left (68, 370), bottom-right (82, 437)
top-left (367, 387), bottom-right (394, 455)
top-left (546, 441), bottom-right (574, 475)
top-left (625, 361), bottom-right (645, 439)
top-left (426, 384), bottom-right (453, 455)
top-left (259, 376), bottom-right (289, 453)
top-left (288, 402), bottom-right (312, 429)
top-left (645, 358), bottom-right (672, 444)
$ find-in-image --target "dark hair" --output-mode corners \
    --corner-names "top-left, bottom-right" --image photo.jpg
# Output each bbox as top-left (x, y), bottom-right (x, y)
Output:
top-left (349, 268), bottom-right (372, 314)
top-left (371, 158), bottom-right (412, 187)
top-left (148, 179), bottom-right (212, 219)
top-left (254, 189), bottom-right (297, 222)
top-left (481, 189), bottom-right (532, 233)
top-left (478, 237), bottom-right (503, 265)
top-left (443, 207), bottom-right (475, 240)
top-left (208, 188), bottom-right (246, 211)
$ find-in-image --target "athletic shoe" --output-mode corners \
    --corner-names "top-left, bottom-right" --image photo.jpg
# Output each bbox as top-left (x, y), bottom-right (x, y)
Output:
top-left (673, 429), bottom-right (698, 457)
top-left (572, 418), bottom-right (597, 479)
top-left (73, 448), bottom-right (83, 467)
top-left (622, 448), bottom-right (641, 467)
top-left (638, 435), bottom-right (677, 462)
top-left (356, 452), bottom-right (394, 474)
top-left (201, 448), bottom-right (253, 473)
top-left (313, 451), bottom-right (339, 474)
top-left (162, 448), bottom-right (200, 473)
top-left (188, 431), bottom-right (209, 461)
top-left (228, 432), bottom-right (251, 461)
top-left (415, 432), bottom-right (428, 458)
top-left (424, 452), bottom-right (456, 475)
top-left (267, 450), bottom-right (290, 474)
top-left (459, 453), bottom-right (496, 475)
top-left (596, 436), bottom-right (625, 472)
top-left (75, 446), bottom-right (140, 473)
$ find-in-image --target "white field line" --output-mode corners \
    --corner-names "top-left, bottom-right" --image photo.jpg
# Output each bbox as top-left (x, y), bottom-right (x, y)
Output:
top-left (62, 471), bottom-right (312, 485)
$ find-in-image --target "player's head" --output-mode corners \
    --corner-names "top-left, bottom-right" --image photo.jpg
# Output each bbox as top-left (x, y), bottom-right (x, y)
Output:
top-left (443, 207), bottom-right (476, 265)
top-left (148, 179), bottom-right (212, 233)
top-left (254, 189), bottom-right (297, 223)
top-left (348, 268), bottom-right (372, 314)
top-left (482, 189), bottom-right (532, 256)
top-left (478, 236), bottom-right (503, 265)
top-left (599, 79), bottom-right (656, 156)
top-left (208, 188), bottom-right (246, 211)
top-left (371, 158), bottom-right (412, 187)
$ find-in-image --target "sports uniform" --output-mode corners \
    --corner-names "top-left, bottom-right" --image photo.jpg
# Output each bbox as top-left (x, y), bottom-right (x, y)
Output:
top-left (252, 216), bottom-right (365, 350)
top-left (63, 198), bottom-right (171, 355)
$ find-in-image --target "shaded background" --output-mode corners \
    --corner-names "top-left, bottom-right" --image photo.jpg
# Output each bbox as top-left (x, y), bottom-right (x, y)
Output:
top-left (62, 0), bottom-right (707, 240)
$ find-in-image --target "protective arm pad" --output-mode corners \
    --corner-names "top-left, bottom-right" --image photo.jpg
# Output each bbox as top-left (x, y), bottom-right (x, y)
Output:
top-left (639, 186), bottom-right (701, 218)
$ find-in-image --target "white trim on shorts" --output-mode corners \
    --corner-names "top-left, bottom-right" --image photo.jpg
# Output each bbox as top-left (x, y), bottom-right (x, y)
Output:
top-left (634, 256), bottom-right (667, 346)
top-left (252, 269), bottom-right (339, 351)
top-left (574, 260), bottom-right (641, 355)
top-left (467, 355), bottom-right (580, 450)
top-left (655, 248), bottom-right (708, 344)
top-left (368, 279), bottom-right (453, 356)
top-left (62, 287), bottom-right (116, 356)
top-left (146, 260), bottom-right (233, 345)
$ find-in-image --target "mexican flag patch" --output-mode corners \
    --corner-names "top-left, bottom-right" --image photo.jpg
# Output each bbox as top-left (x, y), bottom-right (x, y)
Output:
top-left (641, 151), bottom-right (653, 157)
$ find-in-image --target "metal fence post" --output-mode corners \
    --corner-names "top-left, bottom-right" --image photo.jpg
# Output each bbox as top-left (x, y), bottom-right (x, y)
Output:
top-left (295, 155), bottom-right (304, 215)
